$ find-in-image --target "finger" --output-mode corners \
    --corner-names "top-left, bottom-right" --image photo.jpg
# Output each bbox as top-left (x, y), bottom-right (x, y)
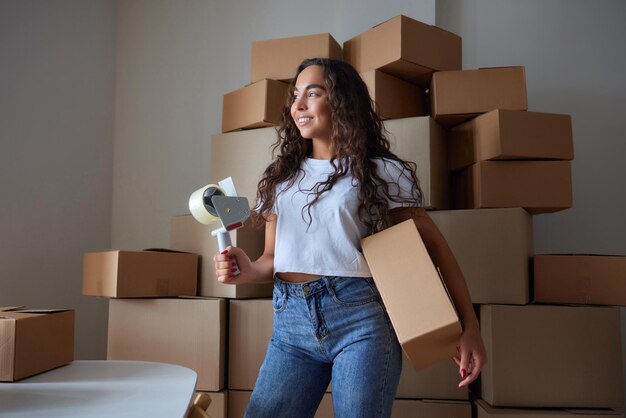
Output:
top-left (458, 350), bottom-right (470, 380)
top-left (458, 357), bottom-right (484, 388)
top-left (450, 356), bottom-right (461, 367)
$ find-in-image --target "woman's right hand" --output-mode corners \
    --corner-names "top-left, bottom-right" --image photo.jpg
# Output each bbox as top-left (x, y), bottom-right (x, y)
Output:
top-left (213, 246), bottom-right (253, 284)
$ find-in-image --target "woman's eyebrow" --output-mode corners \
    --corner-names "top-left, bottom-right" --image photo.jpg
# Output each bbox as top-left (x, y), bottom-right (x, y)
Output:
top-left (294, 83), bottom-right (325, 92)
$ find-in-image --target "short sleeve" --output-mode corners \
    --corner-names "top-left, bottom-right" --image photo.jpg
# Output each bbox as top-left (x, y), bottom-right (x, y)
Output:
top-left (374, 158), bottom-right (421, 209)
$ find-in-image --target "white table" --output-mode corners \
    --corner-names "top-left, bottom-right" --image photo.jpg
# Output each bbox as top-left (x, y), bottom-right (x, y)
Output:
top-left (0, 360), bottom-right (197, 418)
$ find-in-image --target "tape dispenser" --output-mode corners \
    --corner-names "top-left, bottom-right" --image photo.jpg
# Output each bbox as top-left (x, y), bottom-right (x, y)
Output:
top-left (188, 177), bottom-right (250, 276)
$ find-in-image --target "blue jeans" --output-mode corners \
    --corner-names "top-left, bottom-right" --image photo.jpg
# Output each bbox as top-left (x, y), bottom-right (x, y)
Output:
top-left (245, 275), bottom-right (402, 418)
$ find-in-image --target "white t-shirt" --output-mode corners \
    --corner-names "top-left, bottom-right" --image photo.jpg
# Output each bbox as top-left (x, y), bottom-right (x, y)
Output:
top-left (273, 157), bottom-right (418, 277)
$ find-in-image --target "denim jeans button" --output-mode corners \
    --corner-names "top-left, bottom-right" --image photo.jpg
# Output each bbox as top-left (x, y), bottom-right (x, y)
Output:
top-left (303, 285), bottom-right (310, 293)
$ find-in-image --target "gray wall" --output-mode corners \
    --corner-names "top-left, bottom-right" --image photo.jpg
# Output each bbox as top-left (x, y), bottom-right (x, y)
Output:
top-left (437, 0), bottom-right (626, 404)
top-left (0, 0), bottom-right (115, 359)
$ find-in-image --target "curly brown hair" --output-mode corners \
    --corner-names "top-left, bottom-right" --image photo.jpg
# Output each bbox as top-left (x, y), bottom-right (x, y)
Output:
top-left (254, 58), bottom-right (423, 234)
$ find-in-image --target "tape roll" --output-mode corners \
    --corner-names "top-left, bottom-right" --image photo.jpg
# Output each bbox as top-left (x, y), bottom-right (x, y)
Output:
top-left (189, 184), bottom-right (226, 225)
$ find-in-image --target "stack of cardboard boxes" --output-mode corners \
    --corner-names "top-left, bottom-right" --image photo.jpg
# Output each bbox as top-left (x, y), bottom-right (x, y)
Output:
top-left (81, 14), bottom-right (624, 418)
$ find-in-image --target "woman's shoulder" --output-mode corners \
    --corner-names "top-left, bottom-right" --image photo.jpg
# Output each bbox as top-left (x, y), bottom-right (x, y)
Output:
top-left (370, 157), bottom-right (411, 178)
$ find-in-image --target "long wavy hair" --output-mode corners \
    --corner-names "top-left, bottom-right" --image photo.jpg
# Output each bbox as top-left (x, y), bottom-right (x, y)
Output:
top-left (254, 58), bottom-right (423, 234)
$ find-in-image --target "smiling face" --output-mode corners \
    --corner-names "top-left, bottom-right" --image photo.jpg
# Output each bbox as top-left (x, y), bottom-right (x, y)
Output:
top-left (290, 65), bottom-right (333, 147)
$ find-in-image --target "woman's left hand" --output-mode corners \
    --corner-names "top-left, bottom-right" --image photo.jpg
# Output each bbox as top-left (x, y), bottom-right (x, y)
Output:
top-left (451, 324), bottom-right (487, 388)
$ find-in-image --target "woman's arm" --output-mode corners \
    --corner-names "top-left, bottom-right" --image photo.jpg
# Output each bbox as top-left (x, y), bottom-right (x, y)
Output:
top-left (214, 214), bottom-right (276, 285)
top-left (388, 207), bottom-right (487, 388)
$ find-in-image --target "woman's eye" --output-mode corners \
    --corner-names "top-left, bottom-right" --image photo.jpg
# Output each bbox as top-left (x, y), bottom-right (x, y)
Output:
top-left (308, 91), bottom-right (319, 97)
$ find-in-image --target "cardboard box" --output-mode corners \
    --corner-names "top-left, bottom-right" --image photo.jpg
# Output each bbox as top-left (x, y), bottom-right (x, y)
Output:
top-left (195, 391), bottom-right (227, 418)
top-left (475, 399), bottom-right (623, 418)
top-left (170, 215), bottom-right (271, 299)
top-left (0, 308), bottom-right (74, 381)
top-left (431, 67), bottom-right (527, 127)
top-left (361, 219), bottom-right (462, 371)
top-left (391, 399), bottom-right (471, 418)
top-left (534, 254), bottom-right (626, 306)
top-left (222, 79), bottom-right (289, 133)
top-left (453, 160), bottom-right (572, 213)
top-left (251, 33), bottom-right (341, 83)
top-left (228, 299), bottom-right (273, 390)
top-left (107, 297), bottom-right (226, 391)
top-left (397, 353), bottom-right (468, 400)
top-left (344, 15), bottom-right (461, 87)
top-left (448, 109), bottom-right (574, 171)
top-left (480, 304), bottom-right (623, 408)
top-left (428, 208), bottom-right (532, 305)
top-left (211, 127), bottom-right (277, 207)
top-left (228, 390), bottom-right (333, 418)
top-left (384, 117), bottom-right (450, 209)
top-left (82, 249), bottom-right (197, 298)
top-left (361, 70), bottom-right (427, 120)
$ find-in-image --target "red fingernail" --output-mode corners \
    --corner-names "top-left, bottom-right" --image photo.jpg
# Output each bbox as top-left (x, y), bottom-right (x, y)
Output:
top-left (221, 250), bottom-right (228, 255)
top-left (231, 262), bottom-right (236, 266)
top-left (228, 255), bottom-right (234, 260)
top-left (230, 268), bottom-right (237, 272)
top-left (460, 369), bottom-right (467, 379)
top-left (227, 274), bottom-right (234, 279)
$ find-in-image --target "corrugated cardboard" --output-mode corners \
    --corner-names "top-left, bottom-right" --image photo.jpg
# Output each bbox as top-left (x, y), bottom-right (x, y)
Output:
top-left (534, 254), bottom-right (626, 306)
top-left (228, 299), bottom-right (273, 390)
top-left (196, 391), bottom-right (227, 418)
top-left (211, 127), bottom-right (277, 207)
top-left (475, 399), bottom-right (623, 418)
top-left (391, 399), bottom-right (471, 418)
top-left (361, 70), bottom-right (427, 120)
top-left (170, 215), bottom-right (271, 299)
top-left (251, 33), bottom-right (341, 83)
top-left (431, 67), bottom-right (527, 127)
top-left (361, 219), bottom-right (462, 371)
top-left (82, 249), bottom-right (198, 298)
top-left (428, 208), bottom-right (532, 305)
top-left (344, 15), bottom-right (461, 87)
top-left (397, 353), bottom-right (468, 399)
top-left (384, 117), bottom-right (450, 209)
top-left (228, 390), bottom-right (333, 418)
top-left (0, 308), bottom-right (74, 381)
top-left (221, 79), bottom-right (289, 133)
top-left (448, 109), bottom-right (574, 171)
top-left (107, 297), bottom-right (226, 391)
top-left (480, 304), bottom-right (623, 408)
top-left (453, 160), bottom-right (572, 214)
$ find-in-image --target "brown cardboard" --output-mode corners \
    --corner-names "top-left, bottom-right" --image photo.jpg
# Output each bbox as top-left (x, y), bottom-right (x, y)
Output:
top-left (211, 127), bottom-right (277, 207)
top-left (170, 215), bottom-right (271, 299)
top-left (82, 249), bottom-right (198, 298)
top-left (384, 117), bottom-right (450, 209)
top-left (480, 304), bottom-right (623, 408)
top-left (344, 15), bottom-right (461, 87)
top-left (195, 391), bottom-right (226, 418)
top-left (475, 399), bottom-right (623, 418)
top-left (431, 67), bottom-right (527, 127)
top-left (428, 208), bottom-right (532, 305)
top-left (228, 390), bottom-right (333, 418)
top-left (0, 308), bottom-right (74, 381)
top-left (453, 161), bottom-right (572, 214)
top-left (107, 297), bottom-right (226, 391)
top-left (361, 219), bottom-right (462, 371)
top-left (360, 70), bottom-right (427, 119)
top-left (221, 79), bottom-right (289, 133)
top-left (448, 110), bottom-right (574, 171)
top-left (534, 255), bottom-right (626, 306)
top-left (251, 33), bottom-right (341, 83)
top-left (391, 399), bottom-right (471, 418)
top-left (397, 353), bottom-right (468, 399)
top-left (228, 299), bottom-right (273, 390)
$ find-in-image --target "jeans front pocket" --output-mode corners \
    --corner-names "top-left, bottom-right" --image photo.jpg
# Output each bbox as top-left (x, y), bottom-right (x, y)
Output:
top-left (329, 277), bottom-right (378, 307)
top-left (272, 283), bottom-right (287, 313)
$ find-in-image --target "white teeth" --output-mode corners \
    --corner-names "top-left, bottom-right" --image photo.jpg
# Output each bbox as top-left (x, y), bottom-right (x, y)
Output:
top-left (298, 117), bottom-right (312, 123)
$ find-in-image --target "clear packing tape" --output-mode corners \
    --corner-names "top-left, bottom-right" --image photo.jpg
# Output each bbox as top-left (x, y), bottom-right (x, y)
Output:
top-left (188, 177), bottom-right (237, 225)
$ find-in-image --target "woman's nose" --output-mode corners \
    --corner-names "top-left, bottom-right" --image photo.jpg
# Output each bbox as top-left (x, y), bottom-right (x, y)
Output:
top-left (294, 96), bottom-right (306, 110)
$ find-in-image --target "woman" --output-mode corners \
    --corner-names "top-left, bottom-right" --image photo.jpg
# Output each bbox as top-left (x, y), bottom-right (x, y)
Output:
top-left (214, 58), bottom-right (486, 418)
